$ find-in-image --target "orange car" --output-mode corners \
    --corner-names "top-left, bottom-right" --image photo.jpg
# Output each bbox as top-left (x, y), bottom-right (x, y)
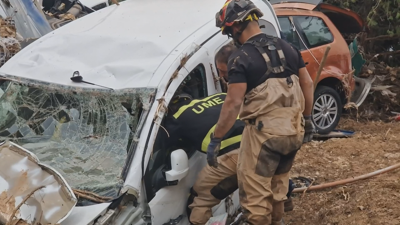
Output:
top-left (271, 0), bottom-right (371, 134)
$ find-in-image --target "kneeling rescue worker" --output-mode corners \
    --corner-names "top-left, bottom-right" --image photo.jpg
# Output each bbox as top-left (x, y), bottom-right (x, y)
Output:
top-left (164, 92), bottom-right (295, 224)
top-left (208, 0), bottom-right (315, 224)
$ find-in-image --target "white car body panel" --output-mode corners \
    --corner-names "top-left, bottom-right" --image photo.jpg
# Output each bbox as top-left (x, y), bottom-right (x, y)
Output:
top-left (0, 0), bottom-right (224, 90)
top-left (148, 151), bottom-right (206, 225)
top-left (0, 0), bottom-right (281, 223)
top-left (0, 142), bottom-right (77, 224)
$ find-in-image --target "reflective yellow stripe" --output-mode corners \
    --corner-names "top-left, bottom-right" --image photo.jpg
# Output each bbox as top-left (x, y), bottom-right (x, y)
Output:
top-left (220, 135), bottom-right (242, 149)
top-left (173, 93), bottom-right (226, 119)
top-left (202, 124), bottom-right (217, 151)
top-left (201, 114), bottom-right (241, 152)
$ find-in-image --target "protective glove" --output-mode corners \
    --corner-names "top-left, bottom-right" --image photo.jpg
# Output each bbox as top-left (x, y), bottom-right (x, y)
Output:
top-left (206, 133), bottom-right (222, 168)
top-left (303, 115), bottom-right (315, 143)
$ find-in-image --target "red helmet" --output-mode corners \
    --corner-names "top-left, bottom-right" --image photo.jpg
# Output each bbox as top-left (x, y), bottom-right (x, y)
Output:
top-left (215, 0), bottom-right (264, 35)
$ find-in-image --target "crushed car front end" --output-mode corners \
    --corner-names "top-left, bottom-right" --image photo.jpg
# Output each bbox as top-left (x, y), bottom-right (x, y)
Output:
top-left (0, 75), bottom-right (156, 224)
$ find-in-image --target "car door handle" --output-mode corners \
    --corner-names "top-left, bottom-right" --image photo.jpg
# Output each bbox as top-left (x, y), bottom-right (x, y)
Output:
top-left (305, 62), bottom-right (309, 65)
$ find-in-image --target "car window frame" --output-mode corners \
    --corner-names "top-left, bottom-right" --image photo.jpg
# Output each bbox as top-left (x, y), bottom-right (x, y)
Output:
top-left (184, 63), bottom-right (208, 99)
top-left (143, 63), bottom-right (208, 201)
top-left (258, 19), bottom-right (279, 37)
top-left (276, 16), bottom-right (306, 51)
top-left (293, 15), bottom-right (334, 49)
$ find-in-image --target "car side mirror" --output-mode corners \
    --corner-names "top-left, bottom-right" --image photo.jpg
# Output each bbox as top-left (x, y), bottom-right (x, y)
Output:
top-left (165, 149), bottom-right (189, 182)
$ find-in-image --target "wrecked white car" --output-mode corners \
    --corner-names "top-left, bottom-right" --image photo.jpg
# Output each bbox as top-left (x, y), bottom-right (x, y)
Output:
top-left (0, 0), bottom-right (282, 224)
top-left (0, 0), bottom-right (94, 58)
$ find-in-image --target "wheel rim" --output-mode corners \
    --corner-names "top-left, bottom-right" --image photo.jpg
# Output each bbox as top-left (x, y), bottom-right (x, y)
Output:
top-left (312, 93), bottom-right (338, 130)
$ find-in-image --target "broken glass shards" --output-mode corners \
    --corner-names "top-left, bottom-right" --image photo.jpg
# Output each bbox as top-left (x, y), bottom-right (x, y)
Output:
top-left (0, 78), bottom-right (155, 205)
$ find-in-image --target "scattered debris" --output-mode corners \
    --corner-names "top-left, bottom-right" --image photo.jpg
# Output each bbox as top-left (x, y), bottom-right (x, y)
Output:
top-left (391, 111), bottom-right (400, 121)
top-left (110, 0), bottom-right (120, 5)
top-left (0, 142), bottom-right (77, 225)
top-left (73, 189), bottom-right (112, 203)
top-left (287, 120), bottom-right (400, 224)
top-left (0, 18), bottom-right (16, 38)
top-left (0, 18), bottom-right (21, 67)
top-left (346, 63), bottom-right (400, 121)
top-left (206, 213), bottom-right (227, 225)
top-left (8, 186), bottom-right (45, 225)
top-left (341, 69), bottom-right (356, 105)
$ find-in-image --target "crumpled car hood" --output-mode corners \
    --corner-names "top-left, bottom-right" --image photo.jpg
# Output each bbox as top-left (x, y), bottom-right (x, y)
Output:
top-left (0, 141), bottom-right (77, 224)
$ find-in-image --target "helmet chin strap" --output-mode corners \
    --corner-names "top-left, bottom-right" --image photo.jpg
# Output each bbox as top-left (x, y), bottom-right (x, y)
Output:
top-left (232, 21), bottom-right (250, 47)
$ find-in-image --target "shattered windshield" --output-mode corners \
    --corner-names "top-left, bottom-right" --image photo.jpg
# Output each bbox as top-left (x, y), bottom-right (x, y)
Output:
top-left (0, 78), bottom-right (153, 205)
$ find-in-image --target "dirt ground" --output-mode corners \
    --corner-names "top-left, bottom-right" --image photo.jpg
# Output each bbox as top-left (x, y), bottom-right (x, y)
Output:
top-left (285, 117), bottom-right (400, 225)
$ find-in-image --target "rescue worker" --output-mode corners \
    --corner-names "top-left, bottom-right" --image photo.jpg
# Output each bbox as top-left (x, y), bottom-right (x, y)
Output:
top-left (208, 0), bottom-right (315, 224)
top-left (164, 92), bottom-right (295, 225)
top-left (214, 43), bottom-right (295, 214)
top-left (164, 92), bottom-right (244, 225)
top-left (215, 43), bottom-right (237, 92)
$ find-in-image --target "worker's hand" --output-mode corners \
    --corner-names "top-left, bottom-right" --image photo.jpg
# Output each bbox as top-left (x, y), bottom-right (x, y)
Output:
top-left (303, 116), bottom-right (315, 143)
top-left (207, 134), bottom-right (222, 168)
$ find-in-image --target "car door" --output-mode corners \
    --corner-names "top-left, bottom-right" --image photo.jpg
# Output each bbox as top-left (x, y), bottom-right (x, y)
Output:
top-left (291, 15), bottom-right (336, 81)
top-left (146, 47), bottom-right (217, 225)
top-left (282, 14), bottom-right (371, 108)
top-left (276, 16), bottom-right (306, 52)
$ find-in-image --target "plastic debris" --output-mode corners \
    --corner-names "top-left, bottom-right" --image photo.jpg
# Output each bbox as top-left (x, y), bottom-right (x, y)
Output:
top-left (206, 213), bottom-right (228, 225)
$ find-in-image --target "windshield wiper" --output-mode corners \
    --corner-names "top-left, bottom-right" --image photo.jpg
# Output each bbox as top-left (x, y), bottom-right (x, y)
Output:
top-left (70, 71), bottom-right (114, 90)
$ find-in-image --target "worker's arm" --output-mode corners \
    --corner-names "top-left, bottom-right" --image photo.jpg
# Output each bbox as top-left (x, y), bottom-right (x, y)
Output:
top-left (214, 82), bottom-right (246, 138)
top-left (299, 67), bottom-right (314, 116)
top-left (207, 50), bottom-right (248, 167)
top-left (214, 50), bottom-right (248, 138)
top-left (295, 48), bottom-right (315, 143)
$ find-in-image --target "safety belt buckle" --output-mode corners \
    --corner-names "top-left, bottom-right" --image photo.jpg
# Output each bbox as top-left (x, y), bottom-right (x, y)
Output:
top-left (257, 121), bottom-right (264, 131)
top-left (286, 76), bottom-right (293, 87)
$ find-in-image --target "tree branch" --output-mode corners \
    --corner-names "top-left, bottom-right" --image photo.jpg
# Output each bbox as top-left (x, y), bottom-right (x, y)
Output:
top-left (366, 34), bottom-right (400, 41)
top-left (377, 50), bottom-right (400, 56)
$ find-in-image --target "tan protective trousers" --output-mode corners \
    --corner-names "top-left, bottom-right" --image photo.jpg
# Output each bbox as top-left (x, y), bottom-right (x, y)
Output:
top-left (238, 74), bottom-right (305, 225)
top-left (189, 149), bottom-right (239, 225)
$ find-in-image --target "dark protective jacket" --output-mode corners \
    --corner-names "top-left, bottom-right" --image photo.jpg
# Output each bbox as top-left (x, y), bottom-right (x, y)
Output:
top-left (164, 93), bottom-right (244, 155)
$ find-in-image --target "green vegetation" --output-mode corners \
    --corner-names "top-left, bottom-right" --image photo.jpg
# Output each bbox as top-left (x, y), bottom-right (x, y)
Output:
top-left (326, 0), bottom-right (400, 65)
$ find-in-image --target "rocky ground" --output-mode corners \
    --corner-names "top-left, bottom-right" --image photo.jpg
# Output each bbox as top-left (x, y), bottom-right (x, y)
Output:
top-left (285, 118), bottom-right (400, 225)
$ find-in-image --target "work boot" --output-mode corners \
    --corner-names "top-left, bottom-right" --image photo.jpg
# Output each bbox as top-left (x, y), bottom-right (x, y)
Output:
top-left (284, 197), bottom-right (294, 212)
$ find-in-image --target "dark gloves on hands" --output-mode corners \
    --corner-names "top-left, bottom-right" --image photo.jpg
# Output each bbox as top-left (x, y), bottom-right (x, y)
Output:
top-left (206, 133), bottom-right (222, 168)
top-left (303, 115), bottom-right (315, 143)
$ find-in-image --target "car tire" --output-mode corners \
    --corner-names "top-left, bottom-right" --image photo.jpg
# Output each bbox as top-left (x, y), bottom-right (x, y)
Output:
top-left (312, 85), bottom-right (342, 134)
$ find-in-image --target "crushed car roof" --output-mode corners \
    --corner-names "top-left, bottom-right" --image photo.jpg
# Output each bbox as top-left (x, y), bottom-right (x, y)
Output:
top-left (0, 0), bottom-right (224, 90)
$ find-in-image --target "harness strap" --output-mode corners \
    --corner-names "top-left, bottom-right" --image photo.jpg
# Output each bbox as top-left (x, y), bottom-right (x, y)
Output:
top-left (254, 46), bottom-right (273, 85)
top-left (244, 35), bottom-right (299, 85)
top-left (273, 37), bottom-right (299, 75)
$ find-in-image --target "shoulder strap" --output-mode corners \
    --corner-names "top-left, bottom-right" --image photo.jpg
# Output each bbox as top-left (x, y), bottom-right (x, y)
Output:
top-left (275, 39), bottom-right (298, 75)
top-left (244, 36), bottom-right (298, 83)
top-left (245, 36), bottom-right (285, 84)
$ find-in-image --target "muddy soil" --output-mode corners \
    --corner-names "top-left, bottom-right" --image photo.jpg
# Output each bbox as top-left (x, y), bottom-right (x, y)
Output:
top-left (285, 118), bottom-right (400, 225)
